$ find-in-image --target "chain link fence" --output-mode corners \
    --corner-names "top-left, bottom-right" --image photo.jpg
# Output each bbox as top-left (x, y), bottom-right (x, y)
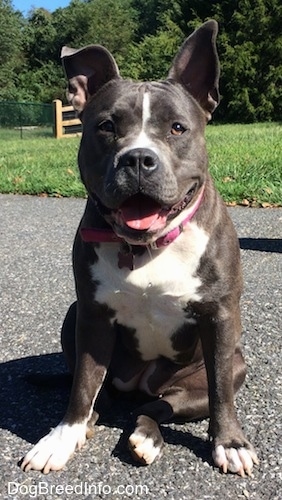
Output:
top-left (0, 101), bottom-right (54, 138)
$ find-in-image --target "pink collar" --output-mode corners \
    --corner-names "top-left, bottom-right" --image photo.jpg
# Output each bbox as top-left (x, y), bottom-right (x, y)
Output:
top-left (80, 186), bottom-right (204, 268)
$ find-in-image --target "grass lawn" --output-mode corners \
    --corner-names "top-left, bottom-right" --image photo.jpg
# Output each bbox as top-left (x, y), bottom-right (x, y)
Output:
top-left (207, 122), bottom-right (281, 206)
top-left (0, 128), bottom-right (85, 198)
top-left (0, 123), bottom-right (281, 205)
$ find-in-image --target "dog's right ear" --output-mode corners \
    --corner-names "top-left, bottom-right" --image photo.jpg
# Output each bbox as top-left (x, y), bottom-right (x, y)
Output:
top-left (61, 45), bottom-right (120, 113)
top-left (168, 20), bottom-right (220, 120)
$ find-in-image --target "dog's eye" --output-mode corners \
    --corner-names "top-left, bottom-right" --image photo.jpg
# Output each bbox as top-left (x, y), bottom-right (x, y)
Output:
top-left (98, 120), bottom-right (115, 134)
top-left (171, 123), bottom-right (186, 136)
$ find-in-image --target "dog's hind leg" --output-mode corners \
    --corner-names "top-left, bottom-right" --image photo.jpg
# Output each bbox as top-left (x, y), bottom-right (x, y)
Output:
top-left (128, 362), bottom-right (209, 465)
top-left (128, 348), bottom-right (246, 465)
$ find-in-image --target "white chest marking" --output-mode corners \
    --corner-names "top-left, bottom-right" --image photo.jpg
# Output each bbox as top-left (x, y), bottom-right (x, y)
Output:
top-left (91, 222), bottom-right (209, 361)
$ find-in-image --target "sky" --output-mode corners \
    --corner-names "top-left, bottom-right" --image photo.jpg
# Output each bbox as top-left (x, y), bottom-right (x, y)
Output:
top-left (12, 0), bottom-right (70, 16)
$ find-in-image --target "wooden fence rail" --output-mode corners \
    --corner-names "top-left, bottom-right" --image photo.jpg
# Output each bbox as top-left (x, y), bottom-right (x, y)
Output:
top-left (53, 99), bottom-right (82, 138)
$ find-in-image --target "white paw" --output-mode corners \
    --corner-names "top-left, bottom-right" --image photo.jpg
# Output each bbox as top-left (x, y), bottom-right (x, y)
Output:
top-left (21, 421), bottom-right (87, 473)
top-left (213, 445), bottom-right (259, 477)
top-left (128, 431), bottom-right (162, 465)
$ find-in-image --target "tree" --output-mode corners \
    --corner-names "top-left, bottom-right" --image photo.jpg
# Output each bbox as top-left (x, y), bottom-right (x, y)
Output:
top-left (0, 0), bottom-right (24, 100)
top-left (18, 8), bottom-right (64, 102)
top-left (131, 0), bottom-right (181, 39)
top-left (120, 16), bottom-right (183, 80)
top-left (22, 8), bottom-right (57, 68)
top-left (220, 0), bottom-right (282, 122)
top-left (52, 0), bottom-right (138, 56)
top-left (175, 0), bottom-right (282, 122)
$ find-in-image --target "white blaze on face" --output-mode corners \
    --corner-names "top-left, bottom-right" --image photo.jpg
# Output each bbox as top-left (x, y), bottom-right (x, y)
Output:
top-left (142, 91), bottom-right (151, 129)
top-left (131, 91), bottom-right (155, 151)
top-left (114, 90), bottom-right (156, 167)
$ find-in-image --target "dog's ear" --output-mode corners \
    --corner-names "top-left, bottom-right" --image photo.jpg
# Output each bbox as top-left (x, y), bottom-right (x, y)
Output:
top-left (168, 20), bottom-right (220, 120)
top-left (61, 45), bottom-right (120, 113)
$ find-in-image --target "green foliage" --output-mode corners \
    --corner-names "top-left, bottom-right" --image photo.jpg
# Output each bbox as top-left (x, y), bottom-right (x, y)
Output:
top-left (0, 0), bottom-right (281, 122)
top-left (216, 0), bottom-right (282, 122)
top-left (0, 0), bottom-right (24, 100)
top-left (17, 62), bottom-right (65, 103)
top-left (119, 17), bottom-right (183, 80)
top-left (131, 0), bottom-right (182, 38)
top-left (52, 0), bottom-right (138, 54)
top-left (0, 0), bottom-right (23, 66)
top-left (22, 8), bottom-right (57, 67)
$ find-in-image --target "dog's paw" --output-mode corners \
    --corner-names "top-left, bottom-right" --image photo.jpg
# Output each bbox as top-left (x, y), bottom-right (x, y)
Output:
top-left (129, 432), bottom-right (162, 465)
top-left (213, 445), bottom-right (259, 477)
top-left (21, 422), bottom-right (87, 473)
top-left (128, 415), bottom-right (163, 465)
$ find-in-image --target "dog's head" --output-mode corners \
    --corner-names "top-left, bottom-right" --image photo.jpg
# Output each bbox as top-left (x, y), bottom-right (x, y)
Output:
top-left (61, 20), bottom-right (219, 244)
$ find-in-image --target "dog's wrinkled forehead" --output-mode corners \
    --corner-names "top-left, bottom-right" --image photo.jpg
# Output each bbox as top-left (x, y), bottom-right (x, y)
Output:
top-left (96, 81), bottom-right (154, 125)
top-left (86, 79), bottom-right (202, 132)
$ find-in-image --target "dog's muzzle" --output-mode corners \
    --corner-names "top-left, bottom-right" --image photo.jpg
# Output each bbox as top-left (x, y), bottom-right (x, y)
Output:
top-left (88, 145), bottom-right (203, 243)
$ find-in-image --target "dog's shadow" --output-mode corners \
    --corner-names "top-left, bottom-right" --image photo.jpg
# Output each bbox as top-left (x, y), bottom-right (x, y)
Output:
top-left (239, 237), bottom-right (282, 253)
top-left (0, 354), bottom-right (70, 444)
top-left (0, 354), bottom-right (212, 467)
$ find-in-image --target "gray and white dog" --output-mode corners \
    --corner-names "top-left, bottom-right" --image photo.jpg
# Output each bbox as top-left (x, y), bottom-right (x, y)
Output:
top-left (22, 20), bottom-right (258, 476)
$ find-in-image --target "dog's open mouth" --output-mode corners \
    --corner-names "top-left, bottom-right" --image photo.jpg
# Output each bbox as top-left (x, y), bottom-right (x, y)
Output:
top-left (115, 194), bottom-right (167, 232)
top-left (98, 183), bottom-right (200, 244)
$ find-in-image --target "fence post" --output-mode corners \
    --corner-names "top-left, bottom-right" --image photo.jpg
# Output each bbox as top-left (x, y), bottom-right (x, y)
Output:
top-left (53, 99), bottom-right (63, 138)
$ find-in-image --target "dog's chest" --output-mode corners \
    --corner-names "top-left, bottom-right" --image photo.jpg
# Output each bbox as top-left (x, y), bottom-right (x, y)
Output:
top-left (91, 223), bottom-right (209, 361)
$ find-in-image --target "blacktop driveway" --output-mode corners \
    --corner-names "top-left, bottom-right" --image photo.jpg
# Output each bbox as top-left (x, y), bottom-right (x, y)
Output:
top-left (0, 194), bottom-right (281, 500)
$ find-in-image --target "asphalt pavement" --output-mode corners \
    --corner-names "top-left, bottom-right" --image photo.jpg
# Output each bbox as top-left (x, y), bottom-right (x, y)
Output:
top-left (0, 194), bottom-right (281, 500)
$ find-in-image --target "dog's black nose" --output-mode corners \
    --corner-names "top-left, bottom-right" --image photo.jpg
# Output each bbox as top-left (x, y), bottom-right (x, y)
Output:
top-left (120, 148), bottom-right (159, 174)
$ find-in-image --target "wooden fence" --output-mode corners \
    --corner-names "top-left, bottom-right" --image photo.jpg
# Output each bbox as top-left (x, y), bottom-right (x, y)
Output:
top-left (53, 99), bottom-right (82, 138)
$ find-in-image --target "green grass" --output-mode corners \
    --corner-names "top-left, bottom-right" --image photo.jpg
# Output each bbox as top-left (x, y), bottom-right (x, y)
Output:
top-left (206, 122), bottom-right (281, 206)
top-left (0, 128), bottom-right (85, 197)
top-left (0, 123), bottom-right (281, 205)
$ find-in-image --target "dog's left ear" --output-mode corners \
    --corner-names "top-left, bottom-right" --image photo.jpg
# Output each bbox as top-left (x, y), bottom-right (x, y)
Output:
top-left (61, 45), bottom-right (120, 114)
top-left (168, 20), bottom-right (220, 120)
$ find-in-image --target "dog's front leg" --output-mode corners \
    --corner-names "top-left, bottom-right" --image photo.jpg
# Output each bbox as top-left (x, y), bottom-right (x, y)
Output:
top-left (200, 308), bottom-right (259, 476)
top-left (21, 304), bottom-right (115, 473)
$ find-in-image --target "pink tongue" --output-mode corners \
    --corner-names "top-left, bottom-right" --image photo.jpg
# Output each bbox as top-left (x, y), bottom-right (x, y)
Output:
top-left (120, 197), bottom-right (163, 230)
